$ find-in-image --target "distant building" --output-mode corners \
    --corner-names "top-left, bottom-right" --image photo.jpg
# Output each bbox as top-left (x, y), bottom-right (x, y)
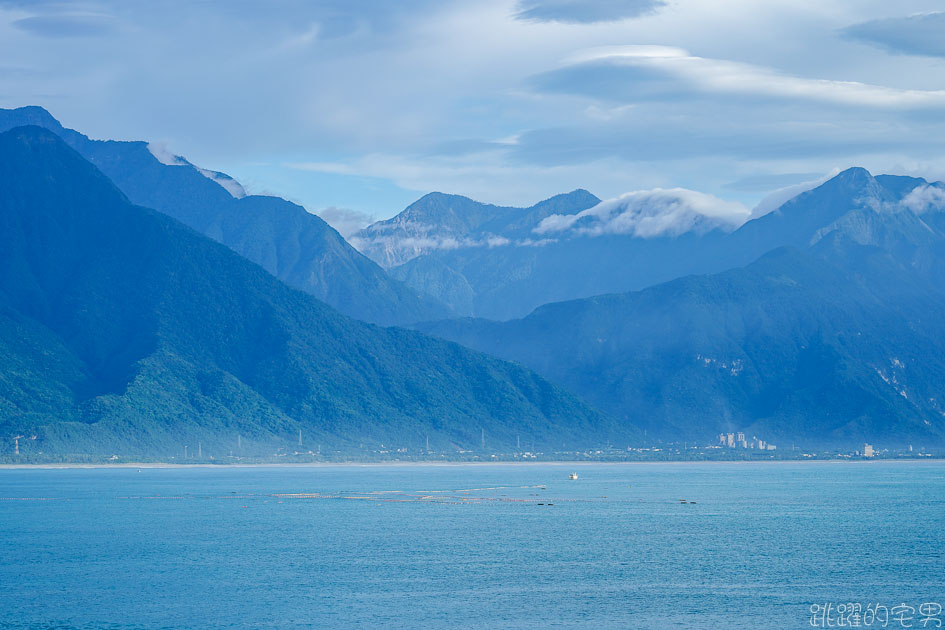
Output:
top-left (766, 444), bottom-right (776, 450)
top-left (863, 443), bottom-right (875, 458)
top-left (724, 431), bottom-right (775, 450)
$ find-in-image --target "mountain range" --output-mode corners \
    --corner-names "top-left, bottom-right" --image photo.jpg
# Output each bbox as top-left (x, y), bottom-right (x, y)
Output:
top-left (0, 126), bottom-right (622, 458)
top-left (4, 104), bottom-right (945, 454)
top-left (356, 170), bottom-right (942, 322)
top-left (355, 187), bottom-right (748, 319)
top-left (414, 169), bottom-right (945, 447)
top-left (0, 106), bottom-right (448, 327)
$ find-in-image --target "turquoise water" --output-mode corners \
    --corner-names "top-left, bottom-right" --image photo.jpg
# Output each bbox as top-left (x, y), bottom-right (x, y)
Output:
top-left (0, 462), bottom-right (942, 629)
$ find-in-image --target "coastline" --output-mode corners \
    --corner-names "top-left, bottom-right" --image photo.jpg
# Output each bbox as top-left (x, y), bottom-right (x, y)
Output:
top-left (0, 458), bottom-right (938, 470)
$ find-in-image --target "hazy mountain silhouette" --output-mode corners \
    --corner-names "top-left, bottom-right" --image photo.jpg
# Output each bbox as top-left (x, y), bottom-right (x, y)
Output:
top-left (416, 169), bottom-right (945, 447)
top-left (0, 106), bottom-right (448, 326)
top-left (360, 169), bottom-right (939, 322)
top-left (0, 126), bottom-right (626, 457)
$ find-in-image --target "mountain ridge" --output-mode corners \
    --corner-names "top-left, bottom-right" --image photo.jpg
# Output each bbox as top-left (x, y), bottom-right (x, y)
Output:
top-left (363, 167), bottom-right (942, 320)
top-left (412, 169), bottom-right (945, 447)
top-left (0, 106), bottom-right (448, 326)
top-left (353, 188), bottom-right (601, 268)
top-left (0, 125), bottom-right (626, 457)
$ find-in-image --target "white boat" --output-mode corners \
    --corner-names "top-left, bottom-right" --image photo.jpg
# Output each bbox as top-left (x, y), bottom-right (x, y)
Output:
top-left (568, 472), bottom-right (579, 480)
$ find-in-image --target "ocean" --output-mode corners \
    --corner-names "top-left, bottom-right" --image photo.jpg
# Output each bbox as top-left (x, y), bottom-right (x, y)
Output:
top-left (1, 461), bottom-right (942, 629)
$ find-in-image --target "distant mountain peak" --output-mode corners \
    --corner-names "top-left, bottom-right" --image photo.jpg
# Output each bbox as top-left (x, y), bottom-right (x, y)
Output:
top-left (415, 191), bottom-right (470, 203)
top-left (765, 167), bottom-right (884, 221)
top-left (834, 166), bottom-right (873, 181)
top-left (0, 105), bottom-right (449, 326)
top-left (530, 189), bottom-right (601, 212)
top-left (146, 142), bottom-right (246, 198)
top-left (0, 106), bottom-right (63, 132)
top-left (803, 167), bottom-right (879, 200)
top-left (0, 124), bottom-right (617, 454)
top-left (542, 188), bottom-right (598, 202)
top-left (357, 189), bottom-right (602, 268)
top-left (396, 191), bottom-right (498, 224)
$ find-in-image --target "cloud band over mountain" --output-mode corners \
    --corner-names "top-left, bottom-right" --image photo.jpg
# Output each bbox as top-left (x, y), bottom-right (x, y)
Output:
top-left (534, 188), bottom-right (749, 238)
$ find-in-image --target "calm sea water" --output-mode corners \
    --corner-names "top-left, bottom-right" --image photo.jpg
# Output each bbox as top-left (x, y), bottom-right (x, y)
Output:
top-left (0, 462), bottom-right (942, 629)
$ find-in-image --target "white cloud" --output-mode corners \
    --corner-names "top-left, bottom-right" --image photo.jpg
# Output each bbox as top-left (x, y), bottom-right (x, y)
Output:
top-left (533, 212), bottom-right (580, 233)
top-left (518, 237), bottom-right (557, 246)
top-left (900, 184), bottom-right (945, 214)
top-left (146, 141), bottom-right (186, 166)
top-left (750, 169), bottom-right (840, 218)
top-left (350, 229), bottom-right (524, 265)
top-left (563, 45), bottom-right (945, 109)
top-left (535, 188), bottom-right (749, 238)
top-left (194, 167), bottom-right (246, 198)
top-left (8, 0), bottom-right (945, 218)
top-left (147, 142), bottom-right (245, 198)
top-left (355, 232), bottom-right (512, 254)
top-left (317, 206), bottom-right (376, 237)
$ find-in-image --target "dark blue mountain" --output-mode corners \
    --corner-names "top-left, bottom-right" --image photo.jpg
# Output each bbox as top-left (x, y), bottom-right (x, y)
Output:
top-left (356, 189), bottom-right (602, 267)
top-left (726, 167), bottom-right (931, 261)
top-left (0, 106), bottom-right (448, 326)
top-left (354, 189), bottom-right (642, 319)
top-left (356, 186), bottom-right (749, 320)
top-left (415, 169), bottom-right (945, 447)
top-left (0, 126), bottom-right (624, 458)
top-left (359, 168), bottom-right (939, 321)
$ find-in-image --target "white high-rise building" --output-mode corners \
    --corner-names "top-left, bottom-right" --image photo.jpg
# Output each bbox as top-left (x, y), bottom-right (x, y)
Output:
top-left (863, 443), bottom-right (875, 458)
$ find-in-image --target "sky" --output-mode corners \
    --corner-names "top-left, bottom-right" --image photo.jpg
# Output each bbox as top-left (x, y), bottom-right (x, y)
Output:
top-left (3, 0), bottom-right (945, 234)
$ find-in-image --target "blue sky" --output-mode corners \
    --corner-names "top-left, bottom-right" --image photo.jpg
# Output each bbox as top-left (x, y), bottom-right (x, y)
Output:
top-left (2, 0), bottom-right (945, 233)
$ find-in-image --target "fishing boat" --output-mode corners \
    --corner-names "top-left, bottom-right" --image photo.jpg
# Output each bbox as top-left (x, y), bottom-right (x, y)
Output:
top-left (568, 472), bottom-right (579, 480)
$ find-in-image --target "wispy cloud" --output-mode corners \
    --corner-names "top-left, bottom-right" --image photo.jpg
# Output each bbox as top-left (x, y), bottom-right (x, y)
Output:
top-left (541, 45), bottom-right (945, 109)
top-left (534, 188), bottom-right (749, 238)
top-left (5, 0), bottom-right (945, 218)
top-left (723, 173), bottom-right (826, 194)
top-left (842, 12), bottom-right (945, 58)
top-left (900, 183), bottom-right (945, 214)
top-left (147, 142), bottom-right (245, 198)
top-left (147, 142), bottom-right (187, 166)
top-left (12, 13), bottom-right (116, 38)
top-left (749, 170), bottom-right (841, 219)
top-left (513, 0), bottom-right (664, 24)
top-left (318, 206), bottom-right (377, 238)
top-left (350, 231), bottom-right (547, 262)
